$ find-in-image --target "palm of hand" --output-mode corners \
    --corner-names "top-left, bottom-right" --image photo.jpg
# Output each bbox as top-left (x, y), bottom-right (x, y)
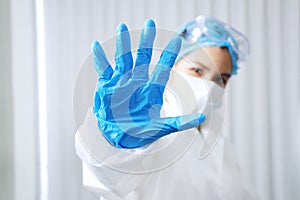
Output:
top-left (92, 20), bottom-right (205, 148)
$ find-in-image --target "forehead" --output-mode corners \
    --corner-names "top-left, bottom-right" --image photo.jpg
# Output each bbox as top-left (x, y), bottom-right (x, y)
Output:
top-left (178, 46), bottom-right (232, 74)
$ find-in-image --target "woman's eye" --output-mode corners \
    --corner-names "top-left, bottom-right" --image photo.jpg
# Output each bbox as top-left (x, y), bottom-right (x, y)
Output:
top-left (193, 67), bottom-right (203, 75)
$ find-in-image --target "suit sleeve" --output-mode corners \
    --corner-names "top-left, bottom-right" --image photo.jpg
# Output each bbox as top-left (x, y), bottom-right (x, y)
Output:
top-left (75, 108), bottom-right (196, 199)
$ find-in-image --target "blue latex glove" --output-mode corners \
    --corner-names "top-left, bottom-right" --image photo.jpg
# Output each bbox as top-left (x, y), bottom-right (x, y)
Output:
top-left (92, 19), bottom-right (206, 148)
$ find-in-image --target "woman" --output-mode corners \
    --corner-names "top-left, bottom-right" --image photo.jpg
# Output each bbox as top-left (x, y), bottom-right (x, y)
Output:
top-left (75, 16), bottom-right (259, 199)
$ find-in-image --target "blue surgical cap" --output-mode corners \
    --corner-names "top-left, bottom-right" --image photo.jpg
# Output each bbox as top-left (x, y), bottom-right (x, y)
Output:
top-left (176, 16), bottom-right (250, 75)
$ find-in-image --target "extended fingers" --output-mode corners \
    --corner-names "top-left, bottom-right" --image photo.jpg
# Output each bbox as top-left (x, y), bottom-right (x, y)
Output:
top-left (91, 41), bottom-right (113, 80)
top-left (115, 23), bottom-right (133, 74)
top-left (133, 19), bottom-right (156, 79)
top-left (149, 37), bottom-right (182, 86)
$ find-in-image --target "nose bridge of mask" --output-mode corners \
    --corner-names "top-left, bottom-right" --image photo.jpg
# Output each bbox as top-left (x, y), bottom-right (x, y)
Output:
top-left (206, 80), bottom-right (225, 108)
top-left (176, 72), bottom-right (226, 112)
top-left (163, 71), bottom-right (226, 158)
top-left (167, 71), bottom-right (226, 158)
top-left (165, 71), bottom-right (212, 117)
top-left (180, 73), bottom-right (211, 114)
top-left (199, 80), bottom-right (226, 159)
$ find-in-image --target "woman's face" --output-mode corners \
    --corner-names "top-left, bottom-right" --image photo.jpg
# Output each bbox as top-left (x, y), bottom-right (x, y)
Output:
top-left (174, 46), bottom-right (232, 87)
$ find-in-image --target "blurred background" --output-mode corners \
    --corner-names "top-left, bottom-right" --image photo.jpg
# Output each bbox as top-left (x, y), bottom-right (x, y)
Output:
top-left (1, 0), bottom-right (299, 199)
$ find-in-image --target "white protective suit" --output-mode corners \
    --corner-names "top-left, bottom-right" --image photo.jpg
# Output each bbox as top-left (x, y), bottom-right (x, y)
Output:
top-left (75, 80), bottom-right (260, 200)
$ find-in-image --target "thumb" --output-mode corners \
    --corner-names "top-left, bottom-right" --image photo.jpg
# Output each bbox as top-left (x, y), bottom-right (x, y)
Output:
top-left (173, 113), bottom-right (206, 131)
top-left (159, 113), bottom-right (206, 134)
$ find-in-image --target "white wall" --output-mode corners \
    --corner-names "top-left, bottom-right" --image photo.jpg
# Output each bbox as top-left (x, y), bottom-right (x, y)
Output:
top-left (10, 0), bottom-right (40, 198)
top-left (0, 0), bottom-right (14, 199)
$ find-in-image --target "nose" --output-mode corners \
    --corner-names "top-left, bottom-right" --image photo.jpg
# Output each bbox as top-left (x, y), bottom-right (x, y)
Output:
top-left (202, 69), bottom-right (225, 87)
top-left (202, 69), bottom-right (218, 82)
top-left (203, 72), bottom-right (215, 81)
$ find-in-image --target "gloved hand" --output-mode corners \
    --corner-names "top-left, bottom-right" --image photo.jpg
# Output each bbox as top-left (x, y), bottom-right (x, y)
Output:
top-left (92, 19), bottom-right (206, 148)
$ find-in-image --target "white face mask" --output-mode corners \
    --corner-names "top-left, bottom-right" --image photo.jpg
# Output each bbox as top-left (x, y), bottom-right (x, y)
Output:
top-left (162, 70), bottom-right (226, 158)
